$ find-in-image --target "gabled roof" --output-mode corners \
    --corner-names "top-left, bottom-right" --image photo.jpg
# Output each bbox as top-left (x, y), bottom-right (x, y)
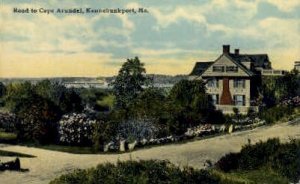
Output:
top-left (190, 61), bottom-right (214, 75)
top-left (229, 54), bottom-right (271, 69)
top-left (224, 54), bottom-right (254, 76)
top-left (190, 53), bottom-right (271, 76)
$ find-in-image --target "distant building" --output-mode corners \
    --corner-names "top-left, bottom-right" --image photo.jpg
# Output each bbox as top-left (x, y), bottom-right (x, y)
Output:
top-left (190, 45), bottom-right (285, 114)
top-left (63, 79), bottom-right (108, 88)
top-left (294, 61), bottom-right (300, 71)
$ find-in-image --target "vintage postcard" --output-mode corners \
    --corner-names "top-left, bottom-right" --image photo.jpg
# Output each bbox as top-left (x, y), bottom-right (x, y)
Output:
top-left (0, 0), bottom-right (299, 184)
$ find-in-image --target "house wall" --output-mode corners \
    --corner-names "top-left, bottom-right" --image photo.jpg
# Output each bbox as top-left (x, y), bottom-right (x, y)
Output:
top-left (202, 55), bottom-right (250, 77)
top-left (229, 78), bottom-right (251, 106)
top-left (205, 78), bottom-right (251, 114)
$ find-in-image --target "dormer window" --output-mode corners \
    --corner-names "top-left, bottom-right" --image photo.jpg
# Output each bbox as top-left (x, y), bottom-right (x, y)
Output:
top-left (212, 66), bottom-right (224, 72)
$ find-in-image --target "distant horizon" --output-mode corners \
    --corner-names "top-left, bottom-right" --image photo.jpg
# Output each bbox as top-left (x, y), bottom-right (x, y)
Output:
top-left (1, 0), bottom-right (299, 78)
top-left (0, 73), bottom-right (190, 79)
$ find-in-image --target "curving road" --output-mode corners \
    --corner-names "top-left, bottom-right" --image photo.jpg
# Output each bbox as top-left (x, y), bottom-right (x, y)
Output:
top-left (0, 122), bottom-right (300, 184)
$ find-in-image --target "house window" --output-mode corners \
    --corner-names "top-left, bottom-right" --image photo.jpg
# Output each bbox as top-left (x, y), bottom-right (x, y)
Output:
top-left (233, 79), bottom-right (245, 88)
top-left (226, 66), bottom-right (238, 72)
top-left (212, 66), bottom-right (224, 72)
top-left (207, 78), bottom-right (219, 88)
top-left (233, 95), bottom-right (245, 106)
top-left (210, 94), bottom-right (219, 105)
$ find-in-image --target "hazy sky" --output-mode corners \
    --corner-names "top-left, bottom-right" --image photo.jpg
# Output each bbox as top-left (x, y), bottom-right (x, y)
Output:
top-left (1, 0), bottom-right (299, 77)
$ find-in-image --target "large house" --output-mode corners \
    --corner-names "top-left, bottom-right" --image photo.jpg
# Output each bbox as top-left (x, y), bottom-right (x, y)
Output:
top-left (190, 45), bottom-right (284, 114)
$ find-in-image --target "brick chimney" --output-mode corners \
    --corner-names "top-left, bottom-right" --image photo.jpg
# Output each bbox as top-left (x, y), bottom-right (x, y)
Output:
top-left (223, 45), bottom-right (230, 54)
top-left (235, 49), bottom-right (239, 55)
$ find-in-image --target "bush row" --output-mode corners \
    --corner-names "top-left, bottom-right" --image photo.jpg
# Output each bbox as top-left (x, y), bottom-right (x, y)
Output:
top-left (215, 138), bottom-right (300, 183)
top-left (50, 160), bottom-right (220, 184)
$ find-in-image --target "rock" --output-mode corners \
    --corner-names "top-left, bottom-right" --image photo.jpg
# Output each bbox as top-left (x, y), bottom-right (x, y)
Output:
top-left (228, 124), bottom-right (233, 133)
top-left (104, 141), bottom-right (113, 152)
top-left (220, 125), bottom-right (226, 132)
top-left (140, 138), bottom-right (148, 145)
top-left (128, 140), bottom-right (137, 151)
top-left (119, 140), bottom-right (126, 152)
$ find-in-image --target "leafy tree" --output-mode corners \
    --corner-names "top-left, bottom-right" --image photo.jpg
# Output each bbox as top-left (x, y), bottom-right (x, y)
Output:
top-left (92, 120), bottom-right (117, 151)
top-left (35, 80), bottom-right (83, 113)
top-left (169, 79), bottom-right (211, 111)
top-left (58, 88), bottom-right (83, 113)
top-left (128, 88), bottom-right (167, 119)
top-left (0, 82), bottom-right (6, 107)
top-left (111, 57), bottom-right (149, 109)
top-left (4, 82), bottom-right (34, 113)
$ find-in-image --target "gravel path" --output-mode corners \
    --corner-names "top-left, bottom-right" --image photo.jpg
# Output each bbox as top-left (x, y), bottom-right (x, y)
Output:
top-left (0, 122), bottom-right (299, 184)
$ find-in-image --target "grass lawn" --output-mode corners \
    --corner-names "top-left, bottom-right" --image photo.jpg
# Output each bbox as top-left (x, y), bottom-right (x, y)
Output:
top-left (0, 150), bottom-right (35, 158)
top-left (0, 131), bottom-right (17, 143)
top-left (97, 94), bottom-right (115, 110)
top-left (213, 167), bottom-right (289, 184)
top-left (25, 144), bottom-right (100, 154)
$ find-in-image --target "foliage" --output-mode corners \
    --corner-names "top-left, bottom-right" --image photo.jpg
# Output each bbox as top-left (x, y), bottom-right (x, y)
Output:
top-left (0, 82), bottom-right (6, 98)
top-left (4, 82), bottom-right (34, 113)
top-left (261, 70), bottom-right (299, 107)
top-left (127, 87), bottom-right (167, 119)
top-left (34, 79), bottom-right (83, 114)
top-left (166, 79), bottom-right (224, 134)
top-left (50, 160), bottom-right (220, 184)
top-left (169, 79), bottom-right (210, 111)
top-left (116, 118), bottom-right (159, 141)
top-left (259, 105), bottom-right (294, 124)
top-left (215, 138), bottom-right (300, 183)
top-left (58, 113), bottom-right (98, 146)
top-left (115, 87), bottom-right (170, 137)
top-left (213, 167), bottom-right (289, 184)
top-left (0, 112), bottom-right (19, 132)
top-left (92, 120), bottom-right (118, 151)
top-left (2, 80), bottom-right (85, 143)
top-left (16, 94), bottom-right (61, 144)
top-left (215, 152), bottom-right (241, 172)
top-left (111, 57), bottom-right (149, 109)
top-left (0, 82), bottom-right (6, 107)
top-left (96, 93), bottom-right (115, 111)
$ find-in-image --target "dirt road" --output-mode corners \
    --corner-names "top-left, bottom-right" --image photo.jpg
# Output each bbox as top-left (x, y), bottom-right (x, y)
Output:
top-left (0, 122), bottom-right (299, 184)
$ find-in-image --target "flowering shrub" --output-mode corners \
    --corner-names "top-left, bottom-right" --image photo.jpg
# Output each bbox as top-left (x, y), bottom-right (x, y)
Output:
top-left (281, 96), bottom-right (300, 107)
top-left (58, 113), bottom-right (97, 145)
top-left (0, 112), bottom-right (19, 132)
top-left (117, 118), bottom-right (158, 141)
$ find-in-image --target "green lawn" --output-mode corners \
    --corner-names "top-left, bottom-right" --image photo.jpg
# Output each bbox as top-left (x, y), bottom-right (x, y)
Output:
top-left (26, 144), bottom-right (100, 154)
top-left (0, 150), bottom-right (35, 158)
top-left (97, 94), bottom-right (115, 110)
top-left (0, 131), bottom-right (17, 143)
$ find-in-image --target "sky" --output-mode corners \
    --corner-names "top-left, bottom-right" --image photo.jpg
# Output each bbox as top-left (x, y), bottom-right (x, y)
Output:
top-left (0, 0), bottom-right (299, 78)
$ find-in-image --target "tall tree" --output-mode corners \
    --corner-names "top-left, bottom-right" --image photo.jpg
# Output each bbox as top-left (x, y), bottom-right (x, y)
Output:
top-left (169, 79), bottom-right (211, 111)
top-left (35, 80), bottom-right (83, 113)
top-left (111, 57), bottom-right (148, 109)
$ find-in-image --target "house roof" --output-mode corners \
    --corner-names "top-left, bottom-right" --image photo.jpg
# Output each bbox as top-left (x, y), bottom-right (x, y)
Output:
top-left (229, 54), bottom-right (271, 69)
top-left (225, 54), bottom-right (254, 76)
top-left (190, 53), bottom-right (271, 76)
top-left (190, 61), bottom-right (214, 75)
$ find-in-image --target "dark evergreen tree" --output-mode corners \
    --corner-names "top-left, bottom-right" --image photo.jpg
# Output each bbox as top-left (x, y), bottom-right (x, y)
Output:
top-left (111, 57), bottom-right (149, 109)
